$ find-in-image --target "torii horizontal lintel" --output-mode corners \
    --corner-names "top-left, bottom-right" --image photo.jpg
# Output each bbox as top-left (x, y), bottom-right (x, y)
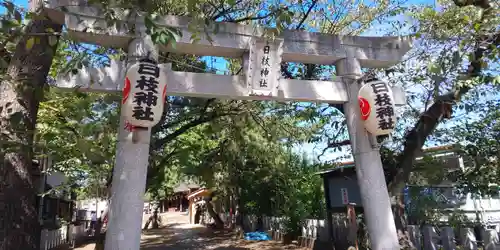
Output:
top-left (52, 60), bottom-right (406, 105)
top-left (43, 1), bottom-right (412, 68)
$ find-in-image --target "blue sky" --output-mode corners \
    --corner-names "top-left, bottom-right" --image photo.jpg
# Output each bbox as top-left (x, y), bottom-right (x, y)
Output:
top-left (3, 0), bottom-right (26, 10)
top-left (3, 0), bottom-right (444, 163)
top-left (0, 0), bottom-right (26, 14)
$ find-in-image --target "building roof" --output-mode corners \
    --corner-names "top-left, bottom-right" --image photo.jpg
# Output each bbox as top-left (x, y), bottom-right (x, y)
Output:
top-left (173, 182), bottom-right (200, 193)
top-left (317, 165), bottom-right (356, 179)
top-left (187, 188), bottom-right (212, 200)
top-left (316, 145), bottom-right (458, 177)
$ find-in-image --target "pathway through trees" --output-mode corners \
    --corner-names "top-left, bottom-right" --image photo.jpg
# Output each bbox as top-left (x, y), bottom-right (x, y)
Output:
top-left (75, 212), bottom-right (306, 250)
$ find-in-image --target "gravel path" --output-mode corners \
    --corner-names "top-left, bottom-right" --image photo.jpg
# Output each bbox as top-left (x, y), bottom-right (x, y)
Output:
top-left (76, 212), bottom-right (305, 250)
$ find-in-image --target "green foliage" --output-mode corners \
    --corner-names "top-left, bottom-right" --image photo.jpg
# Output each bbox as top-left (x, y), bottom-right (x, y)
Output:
top-left (36, 89), bottom-right (118, 198)
top-left (163, 103), bottom-right (328, 233)
top-left (1, 0), bottom-right (497, 240)
top-left (277, 154), bottom-right (325, 234)
top-left (453, 99), bottom-right (500, 193)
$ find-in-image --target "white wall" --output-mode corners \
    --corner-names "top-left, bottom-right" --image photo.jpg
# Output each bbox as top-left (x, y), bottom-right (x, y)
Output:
top-left (459, 194), bottom-right (500, 226)
top-left (42, 171), bottom-right (70, 199)
top-left (76, 199), bottom-right (108, 214)
top-left (46, 171), bottom-right (67, 187)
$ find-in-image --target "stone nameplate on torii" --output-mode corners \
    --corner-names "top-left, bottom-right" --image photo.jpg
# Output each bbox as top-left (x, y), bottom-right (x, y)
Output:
top-left (246, 38), bottom-right (283, 97)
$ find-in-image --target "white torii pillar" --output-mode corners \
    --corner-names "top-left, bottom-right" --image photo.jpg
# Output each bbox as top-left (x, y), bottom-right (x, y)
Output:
top-left (336, 57), bottom-right (400, 250)
top-left (104, 35), bottom-right (157, 250)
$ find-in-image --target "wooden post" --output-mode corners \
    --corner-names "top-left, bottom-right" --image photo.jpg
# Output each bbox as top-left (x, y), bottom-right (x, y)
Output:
top-left (347, 203), bottom-right (358, 250)
top-left (322, 175), bottom-right (335, 249)
top-left (441, 227), bottom-right (456, 250)
top-left (178, 194), bottom-right (182, 211)
top-left (459, 228), bottom-right (477, 250)
top-left (422, 225), bottom-right (438, 250)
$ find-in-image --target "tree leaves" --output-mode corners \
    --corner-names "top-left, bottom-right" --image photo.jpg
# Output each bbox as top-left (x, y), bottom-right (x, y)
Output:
top-left (1, 0), bottom-right (497, 231)
top-left (25, 37), bottom-right (34, 50)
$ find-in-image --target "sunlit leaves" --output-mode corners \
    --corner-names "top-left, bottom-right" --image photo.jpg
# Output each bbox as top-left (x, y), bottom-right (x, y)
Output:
top-left (452, 99), bottom-right (500, 193)
top-left (36, 89), bottom-right (118, 197)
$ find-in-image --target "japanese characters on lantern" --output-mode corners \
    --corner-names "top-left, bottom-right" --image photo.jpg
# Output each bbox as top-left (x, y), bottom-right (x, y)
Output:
top-left (122, 59), bottom-right (167, 128)
top-left (358, 79), bottom-right (396, 135)
top-left (247, 38), bottom-right (283, 97)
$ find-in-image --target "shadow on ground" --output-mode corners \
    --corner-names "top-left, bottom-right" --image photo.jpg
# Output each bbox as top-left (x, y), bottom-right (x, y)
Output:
top-left (74, 213), bottom-right (304, 250)
top-left (141, 225), bottom-right (304, 250)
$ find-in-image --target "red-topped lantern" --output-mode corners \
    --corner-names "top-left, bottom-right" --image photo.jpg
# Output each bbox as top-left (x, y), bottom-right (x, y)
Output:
top-left (122, 59), bottom-right (167, 128)
top-left (358, 79), bottom-right (397, 135)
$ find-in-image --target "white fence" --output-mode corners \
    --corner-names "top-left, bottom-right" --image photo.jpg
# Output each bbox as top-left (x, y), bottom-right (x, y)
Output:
top-left (410, 225), bottom-right (500, 250)
top-left (219, 213), bottom-right (500, 249)
top-left (40, 224), bottom-right (86, 250)
top-left (217, 213), bottom-right (329, 240)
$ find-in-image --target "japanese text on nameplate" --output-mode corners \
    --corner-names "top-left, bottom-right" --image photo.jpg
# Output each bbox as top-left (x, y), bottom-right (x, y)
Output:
top-left (258, 43), bottom-right (271, 89)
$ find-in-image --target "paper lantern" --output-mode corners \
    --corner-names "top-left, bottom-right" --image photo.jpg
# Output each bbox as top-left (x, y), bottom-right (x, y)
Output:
top-left (122, 59), bottom-right (167, 128)
top-left (358, 79), bottom-right (397, 135)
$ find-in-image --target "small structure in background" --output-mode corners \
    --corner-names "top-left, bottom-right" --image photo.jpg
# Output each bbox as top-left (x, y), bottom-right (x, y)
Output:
top-left (158, 182), bottom-right (199, 213)
top-left (318, 164), bottom-right (363, 212)
top-left (317, 145), bottom-right (500, 249)
top-left (403, 146), bottom-right (500, 231)
top-left (32, 157), bottom-right (81, 250)
top-left (317, 163), bottom-right (363, 250)
top-left (76, 199), bottom-right (108, 233)
top-left (187, 188), bottom-right (213, 224)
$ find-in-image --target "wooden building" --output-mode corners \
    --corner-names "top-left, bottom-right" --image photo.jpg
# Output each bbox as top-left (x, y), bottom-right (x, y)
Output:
top-left (32, 157), bottom-right (78, 249)
top-left (187, 188), bottom-right (212, 224)
top-left (33, 157), bottom-right (75, 228)
top-left (159, 182), bottom-right (199, 212)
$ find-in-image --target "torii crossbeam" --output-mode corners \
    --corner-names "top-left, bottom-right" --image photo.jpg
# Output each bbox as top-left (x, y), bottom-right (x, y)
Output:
top-left (54, 59), bottom-right (407, 105)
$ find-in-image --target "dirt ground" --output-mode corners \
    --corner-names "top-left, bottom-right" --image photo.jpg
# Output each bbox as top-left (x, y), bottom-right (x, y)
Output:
top-left (75, 212), bottom-right (306, 250)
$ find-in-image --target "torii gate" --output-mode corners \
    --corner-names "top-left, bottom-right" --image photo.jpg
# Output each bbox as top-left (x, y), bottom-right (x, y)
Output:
top-left (42, 1), bottom-right (412, 249)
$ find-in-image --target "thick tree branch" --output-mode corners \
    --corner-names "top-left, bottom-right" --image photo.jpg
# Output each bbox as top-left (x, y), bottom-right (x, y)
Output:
top-left (211, 0), bottom-right (245, 21)
top-left (153, 115), bottom-right (218, 150)
top-left (320, 139), bottom-right (351, 159)
top-left (296, 0), bottom-right (318, 29)
top-left (387, 0), bottom-right (498, 194)
top-left (452, 0), bottom-right (490, 8)
top-left (152, 100), bottom-right (251, 151)
top-left (280, 1), bottom-right (318, 79)
top-left (155, 98), bottom-right (216, 133)
top-left (152, 109), bottom-right (241, 151)
top-left (231, 10), bottom-right (280, 23)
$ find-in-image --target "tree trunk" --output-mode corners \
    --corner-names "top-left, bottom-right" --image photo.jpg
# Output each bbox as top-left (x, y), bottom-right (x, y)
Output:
top-left (235, 187), bottom-right (244, 229)
top-left (94, 200), bottom-right (109, 250)
top-left (229, 189), bottom-right (237, 229)
top-left (0, 2), bottom-right (62, 249)
top-left (93, 220), bottom-right (105, 250)
top-left (393, 195), bottom-right (415, 249)
top-left (143, 217), bottom-right (151, 230)
top-left (206, 202), bottom-right (224, 229)
top-left (152, 212), bottom-right (160, 229)
top-left (143, 211), bottom-right (160, 230)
